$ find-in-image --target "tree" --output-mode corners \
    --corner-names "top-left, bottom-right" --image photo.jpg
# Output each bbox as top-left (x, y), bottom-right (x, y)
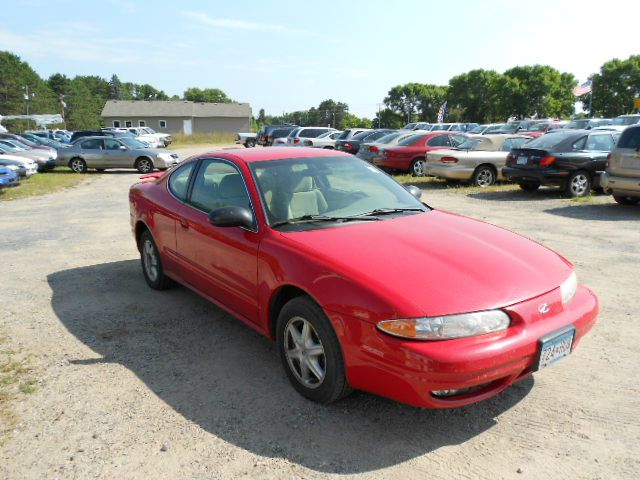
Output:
top-left (374, 108), bottom-right (404, 129)
top-left (257, 108), bottom-right (266, 123)
top-left (338, 113), bottom-right (372, 130)
top-left (47, 73), bottom-right (70, 97)
top-left (590, 55), bottom-right (640, 117)
top-left (65, 78), bottom-right (104, 129)
top-left (447, 70), bottom-right (509, 122)
top-left (504, 65), bottom-right (576, 118)
top-left (0, 51), bottom-right (58, 116)
top-left (384, 83), bottom-right (427, 123)
top-left (108, 74), bottom-right (123, 100)
top-left (183, 87), bottom-right (232, 103)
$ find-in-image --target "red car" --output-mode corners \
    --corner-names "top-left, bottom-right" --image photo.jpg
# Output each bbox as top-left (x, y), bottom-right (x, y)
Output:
top-left (373, 131), bottom-right (468, 176)
top-left (518, 121), bottom-right (564, 138)
top-left (129, 147), bottom-right (598, 408)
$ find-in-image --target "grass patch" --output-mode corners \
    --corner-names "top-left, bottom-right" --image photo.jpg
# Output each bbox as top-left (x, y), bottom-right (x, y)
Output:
top-left (0, 167), bottom-right (87, 202)
top-left (392, 174), bottom-right (519, 194)
top-left (571, 194), bottom-right (595, 203)
top-left (168, 132), bottom-right (238, 148)
top-left (0, 331), bottom-right (38, 445)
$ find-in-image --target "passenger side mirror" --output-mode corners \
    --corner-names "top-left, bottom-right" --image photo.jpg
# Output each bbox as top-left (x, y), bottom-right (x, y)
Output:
top-left (119, 145), bottom-right (127, 150)
top-left (208, 206), bottom-right (254, 229)
top-left (405, 185), bottom-right (422, 200)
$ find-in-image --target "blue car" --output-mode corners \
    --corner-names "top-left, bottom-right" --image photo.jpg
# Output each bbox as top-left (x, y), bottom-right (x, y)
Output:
top-left (0, 166), bottom-right (19, 188)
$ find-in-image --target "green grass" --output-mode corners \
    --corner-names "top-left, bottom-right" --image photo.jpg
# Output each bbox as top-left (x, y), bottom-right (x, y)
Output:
top-left (0, 167), bottom-right (88, 202)
top-left (392, 174), bottom-right (519, 194)
top-left (0, 333), bottom-right (38, 445)
top-left (168, 132), bottom-right (238, 148)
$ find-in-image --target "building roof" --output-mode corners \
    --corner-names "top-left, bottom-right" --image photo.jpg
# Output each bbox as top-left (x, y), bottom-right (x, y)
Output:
top-left (101, 100), bottom-right (251, 118)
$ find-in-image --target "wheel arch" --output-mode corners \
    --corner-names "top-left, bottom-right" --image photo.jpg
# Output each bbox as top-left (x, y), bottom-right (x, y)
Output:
top-left (134, 220), bottom-right (150, 252)
top-left (268, 284), bottom-right (318, 340)
top-left (135, 155), bottom-right (154, 167)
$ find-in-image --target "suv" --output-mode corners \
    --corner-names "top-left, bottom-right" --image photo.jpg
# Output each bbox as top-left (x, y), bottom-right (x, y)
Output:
top-left (286, 127), bottom-right (337, 146)
top-left (266, 126), bottom-right (299, 146)
top-left (600, 125), bottom-right (640, 205)
top-left (256, 124), bottom-right (298, 146)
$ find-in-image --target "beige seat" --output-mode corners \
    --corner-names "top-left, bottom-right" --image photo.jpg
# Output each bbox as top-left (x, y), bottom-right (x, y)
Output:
top-left (288, 175), bottom-right (328, 218)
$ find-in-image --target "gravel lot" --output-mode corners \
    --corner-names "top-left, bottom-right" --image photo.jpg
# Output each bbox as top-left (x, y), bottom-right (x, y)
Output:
top-left (1, 145), bottom-right (639, 479)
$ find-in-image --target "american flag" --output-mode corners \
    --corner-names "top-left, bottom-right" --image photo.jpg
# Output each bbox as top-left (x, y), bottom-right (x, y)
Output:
top-left (572, 80), bottom-right (592, 97)
top-left (437, 101), bottom-right (448, 123)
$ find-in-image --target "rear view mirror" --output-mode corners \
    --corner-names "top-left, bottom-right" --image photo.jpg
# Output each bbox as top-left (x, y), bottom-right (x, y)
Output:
top-left (208, 206), bottom-right (254, 229)
top-left (405, 185), bottom-right (422, 200)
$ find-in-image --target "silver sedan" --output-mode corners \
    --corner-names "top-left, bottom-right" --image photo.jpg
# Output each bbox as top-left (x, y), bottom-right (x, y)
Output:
top-left (57, 136), bottom-right (181, 173)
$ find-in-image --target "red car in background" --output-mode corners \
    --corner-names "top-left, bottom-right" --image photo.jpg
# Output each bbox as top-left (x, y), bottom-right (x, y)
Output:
top-left (129, 147), bottom-right (598, 408)
top-left (518, 121), bottom-right (564, 138)
top-left (373, 131), bottom-right (468, 176)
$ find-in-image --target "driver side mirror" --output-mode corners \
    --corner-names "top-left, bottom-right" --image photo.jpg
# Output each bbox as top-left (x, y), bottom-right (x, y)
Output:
top-left (405, 185), bottom-right (422, 200)
top-left (119, 145), bottom-right (127, 150)
top-left (208, 206), bottom-right (254, 229)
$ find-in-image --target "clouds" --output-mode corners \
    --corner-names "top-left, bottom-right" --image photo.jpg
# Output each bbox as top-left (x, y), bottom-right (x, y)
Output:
top-left (181, 11), bottom-right (300, 34)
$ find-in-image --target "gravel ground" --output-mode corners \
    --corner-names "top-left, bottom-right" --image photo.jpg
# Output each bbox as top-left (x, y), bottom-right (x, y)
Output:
top-left (1, 145), bottom-right (639, 479)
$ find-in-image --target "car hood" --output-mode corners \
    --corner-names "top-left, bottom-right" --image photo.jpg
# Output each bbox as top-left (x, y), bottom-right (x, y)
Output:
top-left (278, 210), bottom-right (572, 318)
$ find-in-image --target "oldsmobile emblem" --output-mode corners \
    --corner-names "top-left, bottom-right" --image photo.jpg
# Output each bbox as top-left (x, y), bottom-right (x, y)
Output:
top-left (538, 303), bottom-right (550, 314)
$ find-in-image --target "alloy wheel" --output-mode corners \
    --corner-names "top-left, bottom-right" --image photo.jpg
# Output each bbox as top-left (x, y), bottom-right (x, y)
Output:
top-left (142, 239), bottom-right (159, 282)
top-left (412, 160), bottom-right (425, 176)
top-left (284, 316), bottom-right (326, 389)
top-left (70, 159), bottom-right (85, 173)
top-left (569, 173), bottom-right (589, 197)
top-left (137, 159), bottom-right (153, 173)
top-left (475, 168), bottom-right (495, 187)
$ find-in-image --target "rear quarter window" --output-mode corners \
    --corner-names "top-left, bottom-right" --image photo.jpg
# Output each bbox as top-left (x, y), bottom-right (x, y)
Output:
top-left (168, 162), bottom-right (196, 201)
top-left (617, 127), bottom-right (640, 149)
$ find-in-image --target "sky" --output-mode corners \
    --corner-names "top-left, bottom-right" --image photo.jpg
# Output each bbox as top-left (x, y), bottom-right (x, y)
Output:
top-left (1, 0), bottom-right (639, 118)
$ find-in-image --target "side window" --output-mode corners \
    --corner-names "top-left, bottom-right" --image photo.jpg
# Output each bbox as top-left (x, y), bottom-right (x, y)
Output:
top-left (586, 134), bottom-right (614, 151)
top-left (617, 128), bottom-right (640, 149)
top-left (125, 120), bottom-right (132, 128)
top-left (571, 137), bottom-right (587, 151)
top-left (450, 135), bottom-right (466, 147)
top-left (427, 135), bottom-right (450, 147)
top-left (189, 159), bottom-right (253, 217)
top-left (80, 139), bottom-right (103, 150)
top-left (159, 120), bottom-right (167, 129)
top-left (104, 138), bottom-right (122, 150)
top-left (168, 162), bottom-right (196, 201)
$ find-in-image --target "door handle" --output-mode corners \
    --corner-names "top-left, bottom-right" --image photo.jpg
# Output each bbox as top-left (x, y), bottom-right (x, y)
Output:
top-left (179, 219), bottom-right (189, 229)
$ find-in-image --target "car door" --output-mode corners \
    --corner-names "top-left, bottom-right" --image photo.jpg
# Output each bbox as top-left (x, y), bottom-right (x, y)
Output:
top-left (78, 138), bottom-right (105, 168)
top-left (103, 138), bottom-right (129, 168)
top-left (584, 133), bottom-right (616, 172)
top-left (176, 158), bottom-right (261, 324)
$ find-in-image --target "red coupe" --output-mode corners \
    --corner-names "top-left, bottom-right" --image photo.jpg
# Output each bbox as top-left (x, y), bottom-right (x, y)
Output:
top-left (373, 131), bottom-right (468, 176)
top-left (129, 147), bottom-right (598, 408)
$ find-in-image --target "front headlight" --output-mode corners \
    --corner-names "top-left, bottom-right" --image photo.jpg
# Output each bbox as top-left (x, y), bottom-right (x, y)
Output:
top-left (560, 271), bottom-right (577, 304)
top-left (377, 310), bottom-right (510, 341)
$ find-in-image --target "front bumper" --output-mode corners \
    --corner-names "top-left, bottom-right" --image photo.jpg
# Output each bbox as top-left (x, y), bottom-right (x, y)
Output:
top-left (156, 155), bottom-right (181, 168)
top-left (331, 285), bottom-right (598, 408)
top-left (38, 159), bottom-right (57, 172)
top-left (600, 171), bottom-right (640, 197)
top-left (426, 163), bottom-right (474, 180)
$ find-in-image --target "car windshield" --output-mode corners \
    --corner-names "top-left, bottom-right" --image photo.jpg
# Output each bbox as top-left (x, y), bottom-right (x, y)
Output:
top-left (403, 123), bottom-right (416, 130)
top-left (397, 134), bottom-right (428, 146)
top-left (375, 132), bottom-right (403, 144)
top-left (250, 156), bottom-right (427, 228)
top-left (120, 137), bottom-right (149, 149)
top-left (612, 116), bottom-right (640, 126)
top-left (287, 128), bottom-right (301, 138)
top-left (529, 122), bottom-right (550, 132)
top-left (2, 140), bottom-right (27, 150)
top-left (468, 126), bottom-right (486, 134)
top-left (566, 119), bottom-right (589, 129)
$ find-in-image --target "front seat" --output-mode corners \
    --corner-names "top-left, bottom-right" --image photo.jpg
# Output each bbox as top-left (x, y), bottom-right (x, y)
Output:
top-left (288, 175), bottom-right (328, 218)
top-left (219, 174), bottom-right (251, 211)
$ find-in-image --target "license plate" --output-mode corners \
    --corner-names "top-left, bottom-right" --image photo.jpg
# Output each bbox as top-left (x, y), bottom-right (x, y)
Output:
top-left (535, 326), bottom-right (575, 371)
top-left (517, 156), bottom-right (528, 165)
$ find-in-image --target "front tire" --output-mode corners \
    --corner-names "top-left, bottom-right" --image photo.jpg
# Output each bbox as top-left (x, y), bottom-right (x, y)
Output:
top-left (613, 195), bottom-right (640, 205)
top-left (276, 297), bottom-right (351, 404)
top-left (135, 157), bottom-right (154, 174)
top-left (410, 158), bottom-right (426, 177)
top-left (69, 157), bottom-right (87, 173)
top-left (139, 230), bottom-right (173, 290)
top-left (565, 171), bottom-right (591, 198)
top-left (472, 165), bottom-right (496, 187)
top-left (245, 139), bottom-right (256, 148)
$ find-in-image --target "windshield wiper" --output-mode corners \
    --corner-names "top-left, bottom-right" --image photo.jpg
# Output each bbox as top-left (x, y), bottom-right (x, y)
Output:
top-left (352, 207), bottom-right (426, 217)
top-left (271, 214), bottom-right (380, 228)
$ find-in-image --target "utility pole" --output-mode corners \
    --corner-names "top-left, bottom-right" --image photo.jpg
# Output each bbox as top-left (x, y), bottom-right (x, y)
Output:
top-left (23, 86), bottom-right (35, 130)
top-left (377, 103), bottom-right (383, 128)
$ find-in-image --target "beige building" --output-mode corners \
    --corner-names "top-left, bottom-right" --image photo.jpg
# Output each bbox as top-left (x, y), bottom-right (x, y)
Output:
top-left (101, 100), bottom-right (252, 135)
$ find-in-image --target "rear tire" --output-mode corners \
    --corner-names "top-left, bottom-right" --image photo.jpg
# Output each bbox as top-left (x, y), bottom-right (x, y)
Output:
top-left (139, 230), bottom-right (173, 290)
top-left (69, 157), bottom-right (87, 173)
top-left (565, 171), bottom-right (591, 198)
top-left (518, 182), bottom-right (540, 192)
top-left (410, 158), bottom-right (426, 177)
top-left (135, 157), bottom-right (154, 174)
top-left (276, 296), bottom-right (352, 404)
top-left (245, 139), bottom-right (256, 148)
top-left (613, 195), bottom-right (640, 205)
top-left (472, 165), bottom-right (496, 187)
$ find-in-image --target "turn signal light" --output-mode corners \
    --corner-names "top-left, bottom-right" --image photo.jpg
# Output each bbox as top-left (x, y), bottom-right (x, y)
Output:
top-left (344, 143), bottom-right (353, 150)
top-left (606, 153), bottom-right (612, 168)
top-left (294, 138), bottom-right (300, 144)
top-left (539, 155), bottom-right (556, 166)
top-left (369, 145), bottom-right (378, 152)
top-left (441, 156), bottom-right (459, 163)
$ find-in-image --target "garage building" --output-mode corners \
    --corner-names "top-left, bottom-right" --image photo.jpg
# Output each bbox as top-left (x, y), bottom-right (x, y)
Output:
top-left (101, 100), bottom-right (252, 135)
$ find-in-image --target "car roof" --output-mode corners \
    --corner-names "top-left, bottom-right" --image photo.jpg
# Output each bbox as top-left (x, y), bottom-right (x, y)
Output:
top-left (194, 146), bottom-right (353, 164)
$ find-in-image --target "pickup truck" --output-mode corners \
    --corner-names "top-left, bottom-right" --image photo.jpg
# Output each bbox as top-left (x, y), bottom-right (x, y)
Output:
top-left (235, 132), bottom-right (257, 148)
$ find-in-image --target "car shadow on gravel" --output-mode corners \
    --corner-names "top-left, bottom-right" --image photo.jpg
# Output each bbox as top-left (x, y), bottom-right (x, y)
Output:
top-left (48, 260), bottom-right (534, 475)
top-left (468, 188), bottom-right (563, 201)
top-left (544, 203), bottom-right (639, 221)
